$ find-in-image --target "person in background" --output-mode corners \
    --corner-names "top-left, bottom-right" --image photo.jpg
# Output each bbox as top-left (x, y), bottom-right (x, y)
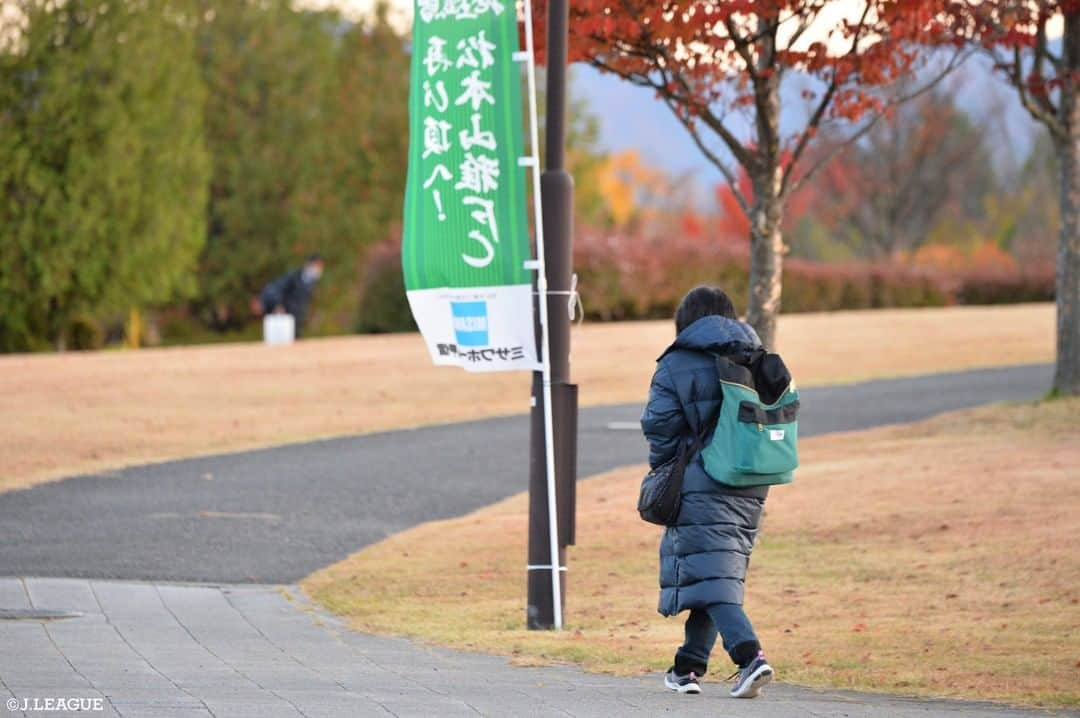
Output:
top-left (641, 286), bottom-right (775, 699)
top-left (255, 254), bottom-right (325, 337)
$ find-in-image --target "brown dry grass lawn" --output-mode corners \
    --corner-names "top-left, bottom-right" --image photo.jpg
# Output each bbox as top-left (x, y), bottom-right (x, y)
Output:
top-left (303, 398), bottom-right (1080, 709)
top-left (0, 304), bottom-right (1054, 493)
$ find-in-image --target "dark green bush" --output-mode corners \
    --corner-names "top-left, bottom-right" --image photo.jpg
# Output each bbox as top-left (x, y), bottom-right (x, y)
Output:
top-left (65, 315), bottom-right (105, 351)
top-left (356, 239), bottom-right (417, 334)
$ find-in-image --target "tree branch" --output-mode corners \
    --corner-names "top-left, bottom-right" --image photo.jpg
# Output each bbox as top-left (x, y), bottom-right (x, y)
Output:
top-left (588, 52), bottom-right (753, 170)
top-left (782, 2), bottom-right (829, 51)
top-left (1030, 15), bottom-right (1056, 106)
top-left (652, 41), bottom-right (758, 171)
top-left (661, 95), bottom-right (753, 218)
top-left (785, 47), bottom-right (975, 197)
top-left (724, 16), bottom-right (758, 80)
top-left (1035, 10), bottom-right (1063, 71)
top-left (588, 21), bottom-right (759, 171)
top-left (780, 72), bottom-right (837, 195)
top-left (779, 2), bottom-right (870, 195)
top-left (725, 13), bottom-right (786, 55)
top-left (589, 52), bottom-right (754, 217)
top-left (748, 10), bottom-right (785, 171)
top-left (972, 5), bottom-right (1066, 140)
top-left (1006, 44), bottom-right (1066, 140)
top-left (694, 103), bottom-right (756, 171)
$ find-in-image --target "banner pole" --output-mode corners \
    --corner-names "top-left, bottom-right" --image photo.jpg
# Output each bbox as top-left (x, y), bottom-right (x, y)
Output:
top-left (520, 0), bottom-right (563, 630)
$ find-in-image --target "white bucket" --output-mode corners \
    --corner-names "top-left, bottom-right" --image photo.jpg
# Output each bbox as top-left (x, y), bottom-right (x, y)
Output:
top-left (263, 314), bottom-right (296, 345)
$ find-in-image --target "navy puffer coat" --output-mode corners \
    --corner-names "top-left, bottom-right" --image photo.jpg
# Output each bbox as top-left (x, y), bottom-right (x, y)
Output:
top-left (640, 316), bottom-right (769, 616)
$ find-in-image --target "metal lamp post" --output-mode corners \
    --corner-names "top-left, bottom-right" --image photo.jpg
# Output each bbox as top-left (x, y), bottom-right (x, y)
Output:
top-left (525, 0), bottom-right (577, 630)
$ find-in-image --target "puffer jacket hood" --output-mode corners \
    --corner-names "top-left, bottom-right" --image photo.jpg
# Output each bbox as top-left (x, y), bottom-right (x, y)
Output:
top-left (659, 316), bottom-right (762, 362)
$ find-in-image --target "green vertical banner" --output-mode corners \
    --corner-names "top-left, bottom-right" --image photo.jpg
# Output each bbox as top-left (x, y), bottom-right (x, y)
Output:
top-left (402, 0), bottom-right (537, 372)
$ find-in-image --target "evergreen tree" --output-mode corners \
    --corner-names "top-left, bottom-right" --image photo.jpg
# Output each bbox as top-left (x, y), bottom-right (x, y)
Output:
top-left (193, 1), bottom-right (412, 336)
top-left (194, 0), bottom-right (338, 332)
top-left (324, 6), bottom-right (411, 333)
top-left (0, 0), bottom-right (210, 351)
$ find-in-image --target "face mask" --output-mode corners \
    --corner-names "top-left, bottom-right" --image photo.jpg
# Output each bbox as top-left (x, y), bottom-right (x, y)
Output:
top-left (302, 265), bottom-right (323, 283)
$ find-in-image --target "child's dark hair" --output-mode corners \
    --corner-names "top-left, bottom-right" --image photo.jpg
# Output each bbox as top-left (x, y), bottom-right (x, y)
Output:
top-left (675, 286), bottom-right (737, 334)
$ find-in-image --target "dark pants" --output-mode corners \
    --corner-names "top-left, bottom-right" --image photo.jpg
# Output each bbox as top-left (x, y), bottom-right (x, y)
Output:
top-left (674, 603), bottom-right (760, 675)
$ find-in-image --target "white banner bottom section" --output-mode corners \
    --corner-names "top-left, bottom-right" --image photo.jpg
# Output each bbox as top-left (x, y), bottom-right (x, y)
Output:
top-left (406, 284), bottom-right (540, 373)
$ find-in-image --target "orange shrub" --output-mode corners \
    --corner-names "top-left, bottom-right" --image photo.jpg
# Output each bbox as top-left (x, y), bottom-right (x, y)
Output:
top-left (351, 232), bottom-right (1055, 332)
top-left (572, 230), bottom-right (1052, 321)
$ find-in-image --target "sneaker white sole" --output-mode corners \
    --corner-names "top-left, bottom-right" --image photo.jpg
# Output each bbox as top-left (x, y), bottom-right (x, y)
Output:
top-left (730, 664), bottom-right (773, 699)
top-left (664, 675), bottom-right (702, 694)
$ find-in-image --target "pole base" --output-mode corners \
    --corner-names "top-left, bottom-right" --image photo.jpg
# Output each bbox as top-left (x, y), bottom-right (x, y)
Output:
top-left (526, 565), bottom-right (565, 630)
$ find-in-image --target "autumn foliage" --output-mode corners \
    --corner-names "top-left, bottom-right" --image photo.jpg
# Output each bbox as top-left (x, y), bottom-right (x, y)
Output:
top-left (532, 0), bottom-right (964, 183)
top-left (357, 221), bottom-right (1053, 331)
top-left (530, 0), bottom-right (972, 348)
top-left (571, 227), bottom-right (1053, 322)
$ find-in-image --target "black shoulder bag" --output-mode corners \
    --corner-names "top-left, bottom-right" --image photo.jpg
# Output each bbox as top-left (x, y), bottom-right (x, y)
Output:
top-left (637, 429), bottom-right (708, 526)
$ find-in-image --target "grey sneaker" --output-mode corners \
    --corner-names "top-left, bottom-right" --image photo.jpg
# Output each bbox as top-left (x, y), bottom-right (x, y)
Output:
top-left (728, 653), bottom-right (773, 698)
top-left (663, 667), bottom-right (702, 694)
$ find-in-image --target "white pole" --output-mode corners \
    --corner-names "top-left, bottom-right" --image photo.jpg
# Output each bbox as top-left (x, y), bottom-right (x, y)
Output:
top-left (518, 0), bottom-right (563, 629)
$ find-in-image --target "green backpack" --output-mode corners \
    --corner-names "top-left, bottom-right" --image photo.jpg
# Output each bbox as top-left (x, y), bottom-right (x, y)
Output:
top-left (700, 352), bottom-right (800, 488)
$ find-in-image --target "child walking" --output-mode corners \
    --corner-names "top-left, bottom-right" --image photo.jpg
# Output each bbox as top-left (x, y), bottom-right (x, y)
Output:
top-left (641, 286), bottom-right (777, 698)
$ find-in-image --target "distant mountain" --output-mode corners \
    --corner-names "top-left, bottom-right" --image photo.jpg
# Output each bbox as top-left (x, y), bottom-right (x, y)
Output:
top-left (570, 53), bottom-right (1043, 190)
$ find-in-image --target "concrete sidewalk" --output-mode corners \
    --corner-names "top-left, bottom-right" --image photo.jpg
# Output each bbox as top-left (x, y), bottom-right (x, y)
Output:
top-left (0, 578), bottom-right (1069, 718)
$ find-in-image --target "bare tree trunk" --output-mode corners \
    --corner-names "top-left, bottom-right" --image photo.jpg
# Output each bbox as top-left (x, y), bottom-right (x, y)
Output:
top-left (1055, 13), bottom-right (1080, 396)
top-left (746, 171), bottom-right (784, 351)
top-left (745, 24), bottom-right (784, 352)
top-left (1056, 137), bottom-right (1079, 395)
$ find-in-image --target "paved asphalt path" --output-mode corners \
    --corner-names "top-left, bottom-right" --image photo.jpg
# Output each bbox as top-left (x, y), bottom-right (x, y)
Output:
top-left (0, 363), bottom-right (1053, 584)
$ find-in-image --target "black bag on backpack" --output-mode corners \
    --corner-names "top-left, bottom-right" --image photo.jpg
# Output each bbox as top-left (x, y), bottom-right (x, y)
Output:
top-left (637, 430), bottom-right (707, 526)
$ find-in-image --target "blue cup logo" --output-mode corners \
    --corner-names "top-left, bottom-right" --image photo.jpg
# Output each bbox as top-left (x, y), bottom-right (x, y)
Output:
top-left (451, 301), bottom-right (489, 347)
